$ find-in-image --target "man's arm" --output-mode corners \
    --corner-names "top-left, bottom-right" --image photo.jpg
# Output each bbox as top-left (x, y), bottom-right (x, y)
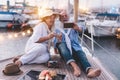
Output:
top-left (73, 23), bottom-right (82, 32)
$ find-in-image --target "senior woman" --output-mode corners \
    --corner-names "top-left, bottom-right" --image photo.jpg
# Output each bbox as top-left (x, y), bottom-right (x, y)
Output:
top-left (14, 9), bottom-right (58, 67)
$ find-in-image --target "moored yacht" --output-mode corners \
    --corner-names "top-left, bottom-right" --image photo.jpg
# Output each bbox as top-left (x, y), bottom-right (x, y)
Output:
top-left (0, 11), bottom-right (27, 30)
top-left (86, 13), bottom-right (120, 36)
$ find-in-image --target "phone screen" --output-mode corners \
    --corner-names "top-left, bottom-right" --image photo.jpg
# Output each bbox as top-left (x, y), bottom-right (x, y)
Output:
top-left (64, 22), bottom-right (74, 28)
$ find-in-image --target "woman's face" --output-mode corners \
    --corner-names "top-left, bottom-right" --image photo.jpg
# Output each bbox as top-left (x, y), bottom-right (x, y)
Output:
top-left (44, 15), bottom-right (56, 28)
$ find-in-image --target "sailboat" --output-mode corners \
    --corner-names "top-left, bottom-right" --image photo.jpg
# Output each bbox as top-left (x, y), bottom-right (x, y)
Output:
top-left (86, 12), bottom-right (120, 36)
top-left (0, 11), bottom-right (26, 29)
top-left (85, 0), bottom-right (120, 37)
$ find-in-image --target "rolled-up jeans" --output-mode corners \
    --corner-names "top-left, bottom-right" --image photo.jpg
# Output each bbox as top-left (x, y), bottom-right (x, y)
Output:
top-left (56, 42), bottom-right (91, 73)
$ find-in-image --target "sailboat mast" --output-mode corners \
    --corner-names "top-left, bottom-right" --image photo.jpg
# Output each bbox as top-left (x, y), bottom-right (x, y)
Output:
top-left (74, 0), bottom-right (79, 22)
top-left (101, 0), bottom-right (103, 12)
top-left (7, 0), bottom-right (10, 12)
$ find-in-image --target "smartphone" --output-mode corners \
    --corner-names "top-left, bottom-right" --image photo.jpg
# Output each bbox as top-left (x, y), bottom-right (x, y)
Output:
top-left (64, 22), bottom-right (74, 28)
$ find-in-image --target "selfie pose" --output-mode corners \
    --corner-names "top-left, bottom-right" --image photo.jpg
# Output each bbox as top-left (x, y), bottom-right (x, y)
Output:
top-left (54, 11), bottom-right (101, 78)
top-left (13, 9), bottom-right (57, 67)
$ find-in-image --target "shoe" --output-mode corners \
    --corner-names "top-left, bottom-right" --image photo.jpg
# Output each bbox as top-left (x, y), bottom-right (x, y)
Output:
top-left (87, 68), bottom-right (101, 78)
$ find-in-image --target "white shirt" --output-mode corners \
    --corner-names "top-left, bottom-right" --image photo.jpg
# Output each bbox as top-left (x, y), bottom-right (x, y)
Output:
top-left (25, 22), bottom-right (49, 51)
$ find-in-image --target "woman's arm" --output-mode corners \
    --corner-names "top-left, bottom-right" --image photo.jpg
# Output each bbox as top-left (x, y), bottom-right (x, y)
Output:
top-left (35, 35), bottom-right (50, 43)
top-left (36, 32), bottom-right (55, 43)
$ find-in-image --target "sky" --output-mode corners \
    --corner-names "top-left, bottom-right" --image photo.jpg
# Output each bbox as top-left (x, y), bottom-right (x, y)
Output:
top-left (73, 0), bottom-right (120, 8)
top-left (0, 0), bottom-right (120, 8)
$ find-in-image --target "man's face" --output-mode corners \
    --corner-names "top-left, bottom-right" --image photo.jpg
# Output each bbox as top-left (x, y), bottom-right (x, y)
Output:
top-left (59, 14), bottom-right (69, 22)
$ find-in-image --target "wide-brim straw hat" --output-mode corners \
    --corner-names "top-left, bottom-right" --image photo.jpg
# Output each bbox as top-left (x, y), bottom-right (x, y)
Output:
top-left (39, 9), bottom-right (59, 20)
top-left (3, 63), bottom-right (23, 76)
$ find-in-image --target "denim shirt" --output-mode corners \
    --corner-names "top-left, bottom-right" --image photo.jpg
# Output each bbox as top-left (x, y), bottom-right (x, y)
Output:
top-left (54, 28), bottom-right (83, 51)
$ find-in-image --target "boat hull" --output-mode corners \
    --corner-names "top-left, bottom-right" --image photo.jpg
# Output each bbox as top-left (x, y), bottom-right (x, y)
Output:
top-left (87, 25), bottom-right (119, 36)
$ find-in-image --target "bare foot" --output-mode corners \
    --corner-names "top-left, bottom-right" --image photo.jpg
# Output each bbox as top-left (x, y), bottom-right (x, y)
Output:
top-left (70, 61), bottom-right (81, 77)
top-left (73, 66), bottom-right (81, 77)
top-left (15, 60), bottom-right (22, 67)
top-left (87, 68), bottom-right (101, 78)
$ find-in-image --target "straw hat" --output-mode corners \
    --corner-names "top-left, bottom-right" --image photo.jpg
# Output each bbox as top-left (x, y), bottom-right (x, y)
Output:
top-left (39, 9), bottom-right (59, 19)
top-left (3, 63), bottom-right (23, 76)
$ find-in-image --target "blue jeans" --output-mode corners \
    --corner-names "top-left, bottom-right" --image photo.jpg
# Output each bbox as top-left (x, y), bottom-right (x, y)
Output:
top-left (56, 42), bottom-right (91, 73)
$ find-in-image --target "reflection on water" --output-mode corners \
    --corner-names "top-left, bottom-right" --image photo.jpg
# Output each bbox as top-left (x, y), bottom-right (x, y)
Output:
top-left (0, 28), bottom-right (8, 32)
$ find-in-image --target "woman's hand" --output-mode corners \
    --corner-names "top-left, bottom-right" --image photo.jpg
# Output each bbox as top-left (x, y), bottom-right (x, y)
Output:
top-left (48, 32), bottom-right (56, 39)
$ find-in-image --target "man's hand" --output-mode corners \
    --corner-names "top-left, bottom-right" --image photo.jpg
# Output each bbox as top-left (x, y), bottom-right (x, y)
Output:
top-left (73, 24), bottom-right (82, 32)
top-left (55, 33), bottom-right (62, 42)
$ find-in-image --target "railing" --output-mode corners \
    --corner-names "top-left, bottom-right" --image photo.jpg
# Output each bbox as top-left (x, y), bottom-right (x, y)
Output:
top-left (80, 24), bottom-right (118, 57)
top-left (80, 28), bottom-right (95, 57)
top-left (80, 24), bottom-right (95, 56)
